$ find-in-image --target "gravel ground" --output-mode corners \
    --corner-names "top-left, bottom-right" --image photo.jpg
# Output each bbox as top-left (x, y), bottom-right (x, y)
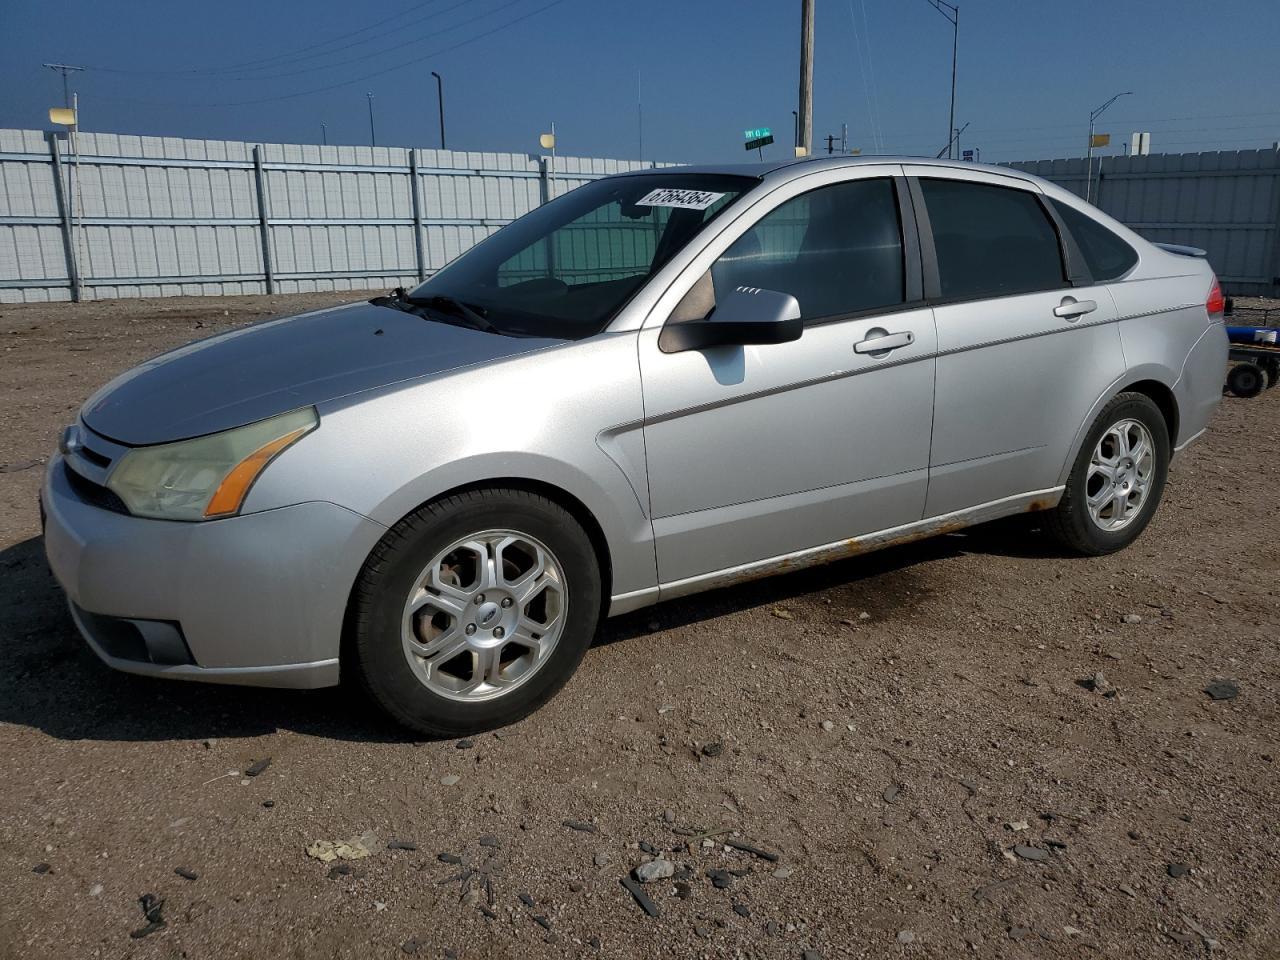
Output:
top-left (1, 293), bottom-right (1278, 959)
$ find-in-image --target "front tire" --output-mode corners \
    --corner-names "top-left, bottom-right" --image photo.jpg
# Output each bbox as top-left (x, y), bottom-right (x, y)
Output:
top-left (350, 489), bottom-right (602, 737)
top-left (1046, 393), bottom-right (1170, 556)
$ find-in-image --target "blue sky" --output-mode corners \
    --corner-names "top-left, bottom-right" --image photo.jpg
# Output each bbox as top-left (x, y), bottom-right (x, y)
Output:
top-left (3, 0), bottom-right (1278, 163)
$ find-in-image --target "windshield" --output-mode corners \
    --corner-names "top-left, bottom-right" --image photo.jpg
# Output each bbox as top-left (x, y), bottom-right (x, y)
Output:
top-left (408, 173), bottom-right (754, 339)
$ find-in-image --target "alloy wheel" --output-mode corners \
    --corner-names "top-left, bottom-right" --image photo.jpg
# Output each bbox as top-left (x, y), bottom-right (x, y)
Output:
top-left (1085, 418), bottom-right (1156, 532)
top-left (400, 529), bottom-right (566, 702)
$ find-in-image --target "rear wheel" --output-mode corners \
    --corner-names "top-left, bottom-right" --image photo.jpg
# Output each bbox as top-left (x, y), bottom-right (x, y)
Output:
top-left (1046, 393), bottom-right (1169, 555)
top-left (350, 489), bottom-right (602, 736)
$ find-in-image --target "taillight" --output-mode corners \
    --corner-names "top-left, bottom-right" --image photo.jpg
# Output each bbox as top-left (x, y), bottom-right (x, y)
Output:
top-left (1206, 277), bottom-right (1226, 320)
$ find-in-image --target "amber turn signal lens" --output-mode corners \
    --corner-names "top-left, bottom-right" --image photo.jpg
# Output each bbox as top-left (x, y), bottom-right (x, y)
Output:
top-left (204, 427), bottom-right (310, 518)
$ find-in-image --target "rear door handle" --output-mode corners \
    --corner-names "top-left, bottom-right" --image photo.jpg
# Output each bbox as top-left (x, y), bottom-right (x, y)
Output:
top-left (854, 330), bottom-right (915, 354)
top-left (1053, 297), bottom-right (1097, 320)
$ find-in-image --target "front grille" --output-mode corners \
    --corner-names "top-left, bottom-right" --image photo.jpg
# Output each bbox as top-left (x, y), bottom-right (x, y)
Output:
top-left (78, 444), bottom-right (111, 469)
top-left (63, 461), bottom-right (129, 514)
top-left (76, 425), bottom-right (119, 469)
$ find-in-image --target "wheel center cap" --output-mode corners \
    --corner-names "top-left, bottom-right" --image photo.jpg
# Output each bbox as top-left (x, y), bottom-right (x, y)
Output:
top-left (477, 602), bottom-right (501, 628)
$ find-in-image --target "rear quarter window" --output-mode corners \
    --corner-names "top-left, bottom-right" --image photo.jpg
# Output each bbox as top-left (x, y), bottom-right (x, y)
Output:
top-left (1048, 198), bottom-right (1138, 281)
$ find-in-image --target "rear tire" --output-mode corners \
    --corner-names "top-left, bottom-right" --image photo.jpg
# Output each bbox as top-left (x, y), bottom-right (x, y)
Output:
top-left (1045, 393), bottom-right (1170, 556)
top-left (350, 488), bottom-right (602, 737)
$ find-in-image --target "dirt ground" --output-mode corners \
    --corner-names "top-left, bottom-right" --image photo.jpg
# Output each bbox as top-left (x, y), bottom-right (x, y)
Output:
top-left (1, 292), bottom-right (1277, 960)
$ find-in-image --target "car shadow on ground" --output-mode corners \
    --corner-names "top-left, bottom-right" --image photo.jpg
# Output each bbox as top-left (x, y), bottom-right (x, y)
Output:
top-left (597, 514), bottom-right (1067, 646)
top-left (0, 517), bottom-right (1067, 743)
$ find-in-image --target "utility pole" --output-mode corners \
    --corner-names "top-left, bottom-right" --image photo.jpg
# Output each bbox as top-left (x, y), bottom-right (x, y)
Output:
top-left (922, 1), bottom-right (958, 158)
top-left (43, 63), bottom-right (85, 109)
top-left (366, 92), bottom-right (377, 147)
top-left (841, 122), bottom-right (847, 154)
top-left (792, 110), bottom-right (799, 152)
top-left (430, 71), bottom-right (446, 150)
top-left (825, 134), bottom-right (836, 155)
top-left (798, 0), bottom-right (814, 156)
top-left (1086, 91), bottom-right (1132, 204)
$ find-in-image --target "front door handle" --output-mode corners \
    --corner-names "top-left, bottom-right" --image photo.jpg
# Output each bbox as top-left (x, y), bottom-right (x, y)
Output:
top-left (854, 329), bottom-right (915, 355)
top-left (1054, 297), bottom-right (1097, 320)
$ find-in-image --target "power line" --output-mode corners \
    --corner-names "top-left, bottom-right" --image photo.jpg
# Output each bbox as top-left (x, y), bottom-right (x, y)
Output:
top-left (216, 0), bottom-right (528, 83)
top-left (84, 0), bottom-right (519, 81)
top-left (241, 0), bottom-right (527, 80)
top-left (87, 0), bottom-right (572, 109)
top-left (83, 0), bottom-right (451, 76)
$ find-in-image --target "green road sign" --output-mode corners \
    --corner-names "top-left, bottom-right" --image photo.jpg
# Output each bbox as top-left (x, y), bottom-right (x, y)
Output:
top-left (744, 134), bottom-right (774, 152)
top-left (743, 127), bottom-right (772, 141)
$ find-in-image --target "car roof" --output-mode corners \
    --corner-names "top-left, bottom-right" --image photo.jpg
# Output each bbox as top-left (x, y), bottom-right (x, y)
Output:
top-left (618, 155), bottom-right (1042, 188)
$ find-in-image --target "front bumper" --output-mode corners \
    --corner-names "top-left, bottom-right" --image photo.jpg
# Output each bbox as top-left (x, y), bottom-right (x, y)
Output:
top-left (42, 455), bottom-right (386, 688)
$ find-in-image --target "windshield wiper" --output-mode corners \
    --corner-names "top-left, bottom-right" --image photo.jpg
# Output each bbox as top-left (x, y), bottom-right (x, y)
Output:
top-left (407, 294), bottom-right (498, 334)
top-left (369, 287), bottom-right (499, 334)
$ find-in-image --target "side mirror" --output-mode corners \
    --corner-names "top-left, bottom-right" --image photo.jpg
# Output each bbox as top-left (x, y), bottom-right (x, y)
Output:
top-left (659, 285), bottom-right (802, 353)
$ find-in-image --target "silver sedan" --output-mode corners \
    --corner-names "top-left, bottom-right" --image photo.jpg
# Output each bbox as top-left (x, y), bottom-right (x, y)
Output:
top-left (42, 156), bottom-right (1227, 735)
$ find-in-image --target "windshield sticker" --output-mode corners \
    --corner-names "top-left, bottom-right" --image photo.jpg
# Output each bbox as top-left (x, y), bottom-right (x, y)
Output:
top-left (635, 188), bottom-right (726, 211)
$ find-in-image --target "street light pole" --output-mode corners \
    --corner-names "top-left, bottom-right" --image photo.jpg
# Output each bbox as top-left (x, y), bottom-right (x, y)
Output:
top-left (923, 1), bottom-right (959, 158)
top-left (366, 92), bottom-right (377, 147)
top-left (1086, 91), bottom-right (1132, 204)
top-left (321, 122), bottom-right (328, 146)
top-left (430, 71), bottom-right (446, 150)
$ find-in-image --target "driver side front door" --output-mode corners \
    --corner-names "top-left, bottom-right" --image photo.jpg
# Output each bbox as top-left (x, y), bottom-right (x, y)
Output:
top-left (637, 170), bottom-right (938, 593)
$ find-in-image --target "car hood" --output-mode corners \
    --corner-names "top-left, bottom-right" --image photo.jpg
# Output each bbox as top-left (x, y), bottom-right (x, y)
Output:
top-left (81, 301), bottom-right (563, 445)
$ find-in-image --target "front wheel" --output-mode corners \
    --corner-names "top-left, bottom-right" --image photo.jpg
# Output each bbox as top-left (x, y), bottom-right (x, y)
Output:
top-left (350, 489), bottom-right (602, 737)
top-left (1045, 393), bottom-right (1170, 555)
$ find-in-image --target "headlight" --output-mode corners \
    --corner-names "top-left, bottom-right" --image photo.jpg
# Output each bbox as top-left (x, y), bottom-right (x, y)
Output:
top-left (106, 408), bottom-right (318, 521)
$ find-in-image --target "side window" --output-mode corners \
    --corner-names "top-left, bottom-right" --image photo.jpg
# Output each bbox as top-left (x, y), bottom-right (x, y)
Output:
top-left (1048, 198), bottom-right (1138, 281)
top-left (919, 178), bottom-right (1066, 301)
top-left (709, 177), bottom-right (905, 322)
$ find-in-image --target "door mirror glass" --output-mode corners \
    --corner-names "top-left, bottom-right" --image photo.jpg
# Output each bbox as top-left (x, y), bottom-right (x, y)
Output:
top-left (659, 284), bottom-right (802, 353)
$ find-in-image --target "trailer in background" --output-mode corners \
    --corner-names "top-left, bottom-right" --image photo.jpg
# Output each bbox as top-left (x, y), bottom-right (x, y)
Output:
top-left (1224, 303), bottom-right (1280, 397)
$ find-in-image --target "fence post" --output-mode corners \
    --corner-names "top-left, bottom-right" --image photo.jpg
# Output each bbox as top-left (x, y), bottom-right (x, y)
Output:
top-left (252, 145), bottom-right (275, 294)
top-left (409, 149), bottom-right (426, 282)
top-left (1270, 148), bottom-right (1280, 296)
top-left (537, 155), bottom-right (550, 205)
top-left (46, 132), bottom-right (81, 302)
top-left (536, 156), bottom-right (558, 277)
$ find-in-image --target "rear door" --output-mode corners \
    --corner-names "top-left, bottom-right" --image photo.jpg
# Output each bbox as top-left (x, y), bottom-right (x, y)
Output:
top-left (637, 168), bottom-right (938, 589)
top-left (905, 166), bottom-right (1125, 517)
